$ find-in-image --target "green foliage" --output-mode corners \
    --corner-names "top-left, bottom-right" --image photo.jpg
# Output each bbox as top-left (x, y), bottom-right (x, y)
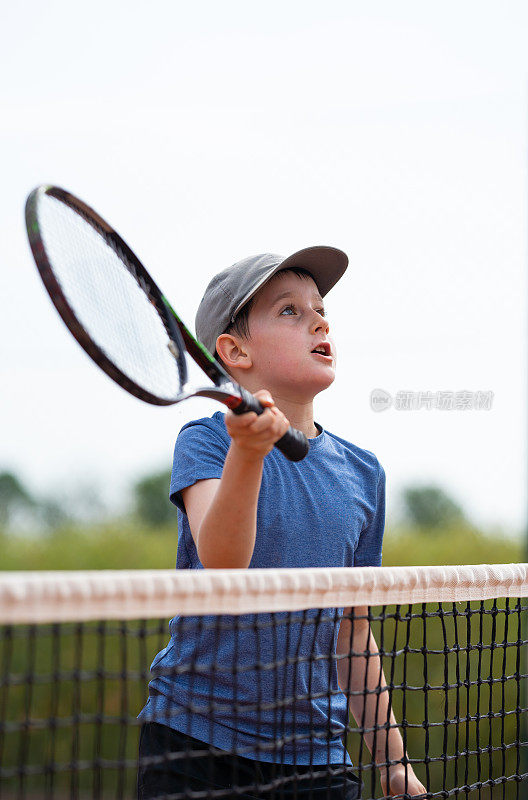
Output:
top-left (1, 520), bottom-right (178, 571)
top-left (401, 484), bottom-right (466, 531)
top-left (0, 470), bottom-right (35, 526)
top-left (36, 497), bottom-right (74, 530)
top-left (382, 522), bottom-right (522, 566)
top-left (0, 470), bottom-right (107, 532)
top-left (0, 469), bottom-right (522, 570)
top-left (0, 519), bottom-right (521, 572)
top-left (132, 469), bottom-right (174, 527)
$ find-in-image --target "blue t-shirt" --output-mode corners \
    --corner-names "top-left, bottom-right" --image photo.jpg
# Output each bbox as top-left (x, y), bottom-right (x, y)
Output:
top-left (139, 410), bottom-right (385, 765)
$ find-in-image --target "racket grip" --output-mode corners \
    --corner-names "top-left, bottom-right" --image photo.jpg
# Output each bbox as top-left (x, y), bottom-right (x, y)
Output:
top-left (232, 387), bottom-right (309, 462)
top-left (274, 426), bottom-right (310, 462)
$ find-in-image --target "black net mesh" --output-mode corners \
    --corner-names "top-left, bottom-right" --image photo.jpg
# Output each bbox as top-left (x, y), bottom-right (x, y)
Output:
top-left (1, 591), bottom-right (527, 799)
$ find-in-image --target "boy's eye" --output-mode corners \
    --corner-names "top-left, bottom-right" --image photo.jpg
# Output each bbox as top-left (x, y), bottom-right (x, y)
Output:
top-left (279, 305), bottom-right (327, 317)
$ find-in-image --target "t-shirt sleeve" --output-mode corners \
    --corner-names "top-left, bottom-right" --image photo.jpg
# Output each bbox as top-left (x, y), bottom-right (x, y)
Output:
top-left (353, 462), bottom-right (386, 567)
top-left (169, 419), bottom-right (229, 514)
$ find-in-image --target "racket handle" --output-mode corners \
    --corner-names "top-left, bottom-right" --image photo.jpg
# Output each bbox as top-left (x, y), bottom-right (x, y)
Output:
top-left (232, 387), bottom-right (309, 462)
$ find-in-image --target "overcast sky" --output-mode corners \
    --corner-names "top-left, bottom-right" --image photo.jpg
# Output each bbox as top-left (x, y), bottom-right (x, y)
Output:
top-left (1, 1), bottom-right (527, 534)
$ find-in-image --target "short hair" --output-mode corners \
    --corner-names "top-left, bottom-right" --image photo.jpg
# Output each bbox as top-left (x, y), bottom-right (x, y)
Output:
top-left (214, 267), bottom-right (315, 364)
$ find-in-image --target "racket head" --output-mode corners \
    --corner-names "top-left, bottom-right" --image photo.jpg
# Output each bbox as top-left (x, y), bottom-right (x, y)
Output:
top-left (160, 294), bottom-right (234, 388)
top-left (26, 185), bottom-right (188, 405)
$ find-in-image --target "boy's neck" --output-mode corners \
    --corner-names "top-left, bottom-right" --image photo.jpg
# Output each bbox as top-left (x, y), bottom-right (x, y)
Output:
top-left (227, 372), bottom-right (321, 439)
top-left (261, 393), bottom-right (319, 439)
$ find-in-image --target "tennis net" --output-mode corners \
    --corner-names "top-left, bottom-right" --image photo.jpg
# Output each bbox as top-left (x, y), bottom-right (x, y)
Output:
top-left (0, 564), bottom-right (526, 799)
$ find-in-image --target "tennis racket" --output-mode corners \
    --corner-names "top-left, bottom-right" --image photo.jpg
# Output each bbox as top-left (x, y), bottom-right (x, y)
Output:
top-left (25, 185), bottom-right (309, 461)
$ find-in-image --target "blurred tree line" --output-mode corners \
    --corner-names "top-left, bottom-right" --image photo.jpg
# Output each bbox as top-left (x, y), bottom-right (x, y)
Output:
top-left (0, 466), bottom-right (495, 536)
top-left (1, 468), bottom-right (522, 571)
top-left (0, 468), bottom-right (174, 532)
top-left (400, 484), bottom-right (466, 530)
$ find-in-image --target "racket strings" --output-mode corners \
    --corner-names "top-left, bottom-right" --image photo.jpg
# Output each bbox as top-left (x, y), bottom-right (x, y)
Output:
top-left (37, 195), bottom-right (183, 401)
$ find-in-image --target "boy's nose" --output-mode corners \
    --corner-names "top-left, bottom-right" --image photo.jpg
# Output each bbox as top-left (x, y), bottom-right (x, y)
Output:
top-left (310, 313), bottom-right (329, 335)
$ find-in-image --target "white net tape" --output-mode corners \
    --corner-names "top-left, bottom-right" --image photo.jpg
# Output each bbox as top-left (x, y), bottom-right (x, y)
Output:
top-left (1, 563), bottom-right (527, 623)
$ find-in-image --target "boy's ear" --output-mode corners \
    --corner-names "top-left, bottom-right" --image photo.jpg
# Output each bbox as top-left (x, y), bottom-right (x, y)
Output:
top-left (215, 334), bottom-right (252, 371)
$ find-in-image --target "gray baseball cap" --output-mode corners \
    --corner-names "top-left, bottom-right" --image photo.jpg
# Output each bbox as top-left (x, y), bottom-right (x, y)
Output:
top-left (195, 245), bottom-right (348, 356)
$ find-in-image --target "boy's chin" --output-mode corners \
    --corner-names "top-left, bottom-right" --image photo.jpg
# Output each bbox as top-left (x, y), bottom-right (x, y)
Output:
top-left (311, 365), bottom-right (335, 383)
top-left (292, 372), bottom-right (336, 396)
top-left (314, 373), bottom-right (335, 392)
top-left (311, 364), bottom-right (336, 386)
top-left (265, 367), bottom-right (335, 396)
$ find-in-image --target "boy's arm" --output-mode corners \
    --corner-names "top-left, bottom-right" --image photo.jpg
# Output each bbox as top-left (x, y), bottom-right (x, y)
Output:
top-left (336, 607), bottom-right (427, 798)
top-left (182, 444), bottom-right (264, 568)
top-left (181, 389), bottom-right (289, 569)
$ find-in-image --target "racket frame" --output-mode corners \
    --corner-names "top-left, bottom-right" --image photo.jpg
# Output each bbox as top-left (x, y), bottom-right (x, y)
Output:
top-left (27, 186), bottom-right (243, 407)
top-left (26, 185), bottom-right (309, 460)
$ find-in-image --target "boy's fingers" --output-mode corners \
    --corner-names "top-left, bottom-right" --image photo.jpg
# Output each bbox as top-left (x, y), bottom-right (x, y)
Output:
top-left (225, 410), bottom-right (257, 428)
top-left (230, 406), bottom-right (289, 431)
top-left (245, 407), bottom-right (273, 431)
top-left (269, 406), bottom-right (289, 434)
top-left (250, 407), bottom-right (289, 437)
top-left (226, 392), bottom-right (290, 454)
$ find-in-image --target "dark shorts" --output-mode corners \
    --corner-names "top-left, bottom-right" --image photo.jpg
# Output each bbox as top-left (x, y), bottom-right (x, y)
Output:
top-left (137, 722), bottom-right (362, 800)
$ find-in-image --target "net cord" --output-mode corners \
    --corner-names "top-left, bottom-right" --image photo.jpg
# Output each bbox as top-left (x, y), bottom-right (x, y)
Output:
top-left (0, 563), bottom-right (526, 624)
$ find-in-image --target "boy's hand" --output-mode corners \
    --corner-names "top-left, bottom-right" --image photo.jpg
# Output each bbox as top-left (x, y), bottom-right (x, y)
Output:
top-left (225, 389), bottom-right (290, 461)
top-left (380, 764), bottom-right (427, 798)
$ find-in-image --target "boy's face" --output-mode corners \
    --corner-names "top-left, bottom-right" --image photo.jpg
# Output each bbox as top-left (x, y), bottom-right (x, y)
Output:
top-left (243, 271), bottom-right (336, 398)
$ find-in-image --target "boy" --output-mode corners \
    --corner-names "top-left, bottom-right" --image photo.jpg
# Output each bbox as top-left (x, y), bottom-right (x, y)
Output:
top-left (138, 247), bottom-right (426, 799)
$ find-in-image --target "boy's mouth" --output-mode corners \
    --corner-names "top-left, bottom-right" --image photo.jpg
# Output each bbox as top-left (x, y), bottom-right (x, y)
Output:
top-left (310, 342), bottom-right (333, 363)
top-left (311, 342), bottom-right (332, 357)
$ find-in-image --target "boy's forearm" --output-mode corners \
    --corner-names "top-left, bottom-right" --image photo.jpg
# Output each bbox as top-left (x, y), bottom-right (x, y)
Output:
top-left (337, 618), bottom-right (407, 765)
top-left (337, 618), bottom-right (425, 794)
top-left (197, 442), bottom-right (264, 568)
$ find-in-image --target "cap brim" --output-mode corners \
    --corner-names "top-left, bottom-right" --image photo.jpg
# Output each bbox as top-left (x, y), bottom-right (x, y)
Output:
top-left (277, 246), bottom-right (348, 297)
top-left (230, 245), bottom-right (348, 320)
